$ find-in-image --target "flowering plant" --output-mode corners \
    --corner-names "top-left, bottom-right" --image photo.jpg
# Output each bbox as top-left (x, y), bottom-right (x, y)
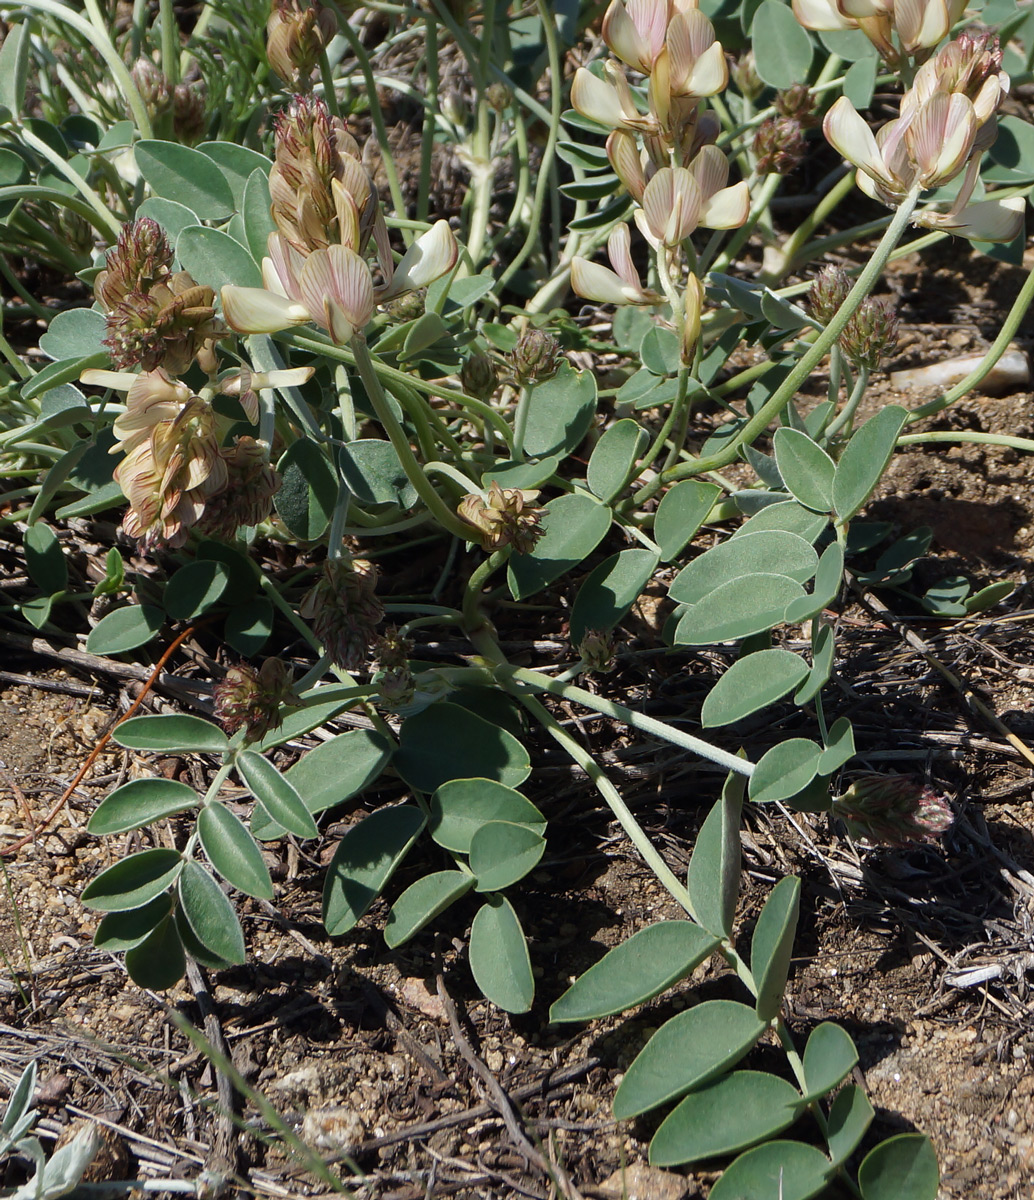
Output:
top-left (2, 0), bottom-right (1031, 1193)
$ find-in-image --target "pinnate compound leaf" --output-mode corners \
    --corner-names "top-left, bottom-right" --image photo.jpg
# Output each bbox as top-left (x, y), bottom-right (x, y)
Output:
top-left (550, 921), bottom-right (718, 1023)
top-left (135, 140), bottom-right (235, 220)
top-left (470, 822), bottom-right (546, 892)
top-left (86, 604), bottom-right (165, 654)
top-left (687, 771), bottom-right (744, 939)
top-left (114, 714), bottom-right (229, 755)
top-left (198, 803), bottom-right (273, 899)
top-left (468, 895), bottom-right (534, 1013)
top-left (750, 875), bottom-right (801, 1022)
top-left (649, 1071), bottom-right (803, 1166)
top-left (81, 848), bottom-right (182, 912)
top-left (708, 1141), bottom-right (832, 1200)
top-left (569, 548), bottom-right (659, 645)
top-left (612, 1000), bottom-right (766, 1120)
top-left (125, 914), bottom-right (187, 990)
top-left (654, 480), bottom-right (721, 561)
top-left (88, 778), bottom-right (199, 835)
top-left (586, 418), bottom-right (648, 502)
top-left (832, 406), bottom-right (908, 522)
top-left (396, 705), bottom-right (531, 793)
top-left (827, 1084), bottom-right (874, 1164)
top-left (323, 805), bottom-right (426, 934)
top-left (674, 574), bottom-right (806, 646)
top-left (749, 739), bottom-right (822, 803)
top-left (430, 779), bottom-right (544, 853)
top-left (858, 1134), bottom-right (939, 1200)
top-left (384, 870), bottom-right (474, 948)
top-left (95, 894), bottom-right (173, 952)
top-left (773, 428), bottom-right (835, 513)
top-left (251, 729), bottom-right (393, 839)
top-left (236, 750), bottom-right (318, 839)
top-left (177, 861), bottom-right (246, 965)
top-left (507, 493), bottom-right (611, 601)
top-left (701, 649), bottom-right (809, 727)
top-left (669, 531), bottom-right (818, 605)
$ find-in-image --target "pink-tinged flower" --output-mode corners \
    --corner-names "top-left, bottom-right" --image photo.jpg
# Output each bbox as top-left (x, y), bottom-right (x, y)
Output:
top-left (219, 364), bottom-right (314, 424)
top-left (602, 0), bottom-right (671, 74)
top-left (607, 129), bottom-right (649, 201)
top-left (916, 195), bottom-right (1026, 243)
top-left (297, 244), bottom-right (376, 342)
top-left (570, 63), bottom-right (659, 134)
top-left (835, 773), bottom-right (953, 847)
top-left (792, 0), bottom-right (966, 60)
top-left (571, 224), bottom-right (663, 306)
top-left (377, 220), bottom-right (458, 302)
top-left (908, 31), bottom-right (1008, 126)
top-left (663, 8), bottom-right (728, 100)
top-left (635, 147), bottom-right (749, 246)
top-left (114, 398), bottom-right (227, 550)
top-left (823, 91), bottom-right (978, 204)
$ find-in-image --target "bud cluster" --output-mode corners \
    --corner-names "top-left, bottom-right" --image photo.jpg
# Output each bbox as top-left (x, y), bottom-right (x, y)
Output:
top-left (94, 218), bottom-right (223, 373)
top-left (266, 0), bottom-right (337, 90)
top-left (301, 556), bottom-right (384, 671)
top-left (214, 658), bottom-right (301, 742)
top-left (373, 628), bottom-right (416, 709)
top-left (131, 59), bottom-right (208, 143)
top-left (808, 267), bottom-right (899, 370)
top-left (457, 481), bottom-right (547, 555)
top-left (834, 773), bottom-right (954, 847)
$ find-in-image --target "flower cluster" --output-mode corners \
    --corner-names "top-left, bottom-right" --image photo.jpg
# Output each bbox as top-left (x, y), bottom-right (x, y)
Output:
top-left (94, 218), bottom-right (223, 373)
top-left (822, 31), bottom-right (1023, 243)
top-left (809, 266), bottom-right (899, 370)
top-left (221, 95), bottom-right (458, 344)
top-left (568, 0), bottom-right (748, 357)
top-left (131, 59), bottom-right (208, 143)
top-left (793, 0), bottom-right (966, 68)
top-left (83, 367), bottom-right (302, 549)
top-left (835, 773), bottom-right (954, 847)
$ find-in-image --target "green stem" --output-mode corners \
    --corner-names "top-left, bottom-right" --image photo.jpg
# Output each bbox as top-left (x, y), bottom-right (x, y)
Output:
top-left (623, 185), bottom-right (923, 510)
top-left (823, 362), bottom-right (868, 439)
top-left (506, 667), bottom-right (755, 777)
top-left (708, 171), bottom-right (781, 277)
top-left (25, 0), bottom-right (153, 137)
top-left (510, 384), bottom-right (533, 459)
top-left (897, 430), bottom-right (1034, 454)
top-left (907, 259), bottom-right (1034, 420)
top-left (350, 335), bottom-right (472, 539)
top-left (158, 0), bottom-right (180, 87)
top-left (762, 168), bottom-right (855, 283)
top-left (462, 548), bottom-right (510, 633)
top-left (17, 127), bottom-right (121, 239)
top-left (495, 0), bottom-right (562, 292)
top-left (417, 15), bottom-right (439, 224)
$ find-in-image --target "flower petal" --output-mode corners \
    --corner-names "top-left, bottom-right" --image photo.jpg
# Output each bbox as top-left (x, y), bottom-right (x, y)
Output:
top-left (699, 181), bottom-right (751, 229)
top-left (221, 285), bottom-right (311, 334)
top-left (920, 196), bottom-right (1026, 243)
top-left (378, 219), bottom-right (458, 301)
top-left (823, 96), bottom-right (894, 187)
top-left (298, 245), bottom-right (375, 343)
top-left (571, 257), bottom-right (638, 305)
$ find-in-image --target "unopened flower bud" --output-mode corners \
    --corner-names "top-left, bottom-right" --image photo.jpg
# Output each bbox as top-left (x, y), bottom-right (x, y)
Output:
top-left (681, 275), bottom-right (703, 365)
top-left (131, 58), bottom-right (171, 121)
top-left (267, 0), bottom-right (337, 88)
top-left (485, 82), bottom-right (512, 112)
top-left (775, 83), bottom-right (819, 128)
top-left (172, 79), bottom-right (208, 144)
top-left (754, 117), bottom-right (806, 175)
top-left (835, 773), bottom-right (954, 847)
top-left (214, 658), bottom-right (301, 743)
top-left (808, 265), bottom-right (851, 328)
top-left (461, 352), bottom-right (498, 400)
top-left (301, 556), bottom-right (384, 671)
top-left (383, 287), bottom-right (427, 322)
top-left (507, 328), bottom-right (561, 387)
top-left (94, 218), bottom-right (174, 312)
top-left (839, 295), bottom-right (899, 370)
top-left (197, 437), bottom-right (281, 540)
top-left (732, 52), bottom-right (763, 102)
top-left (578, 629), bottom-right (615, 674)
top-left (457, 481), bottom-right (546, 555)
top-left (373, 628), bottom-right (415, 709)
